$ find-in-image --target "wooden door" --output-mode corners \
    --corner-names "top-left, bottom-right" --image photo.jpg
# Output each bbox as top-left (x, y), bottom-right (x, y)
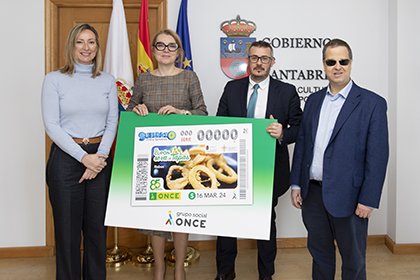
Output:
top-left (45, 0), bottom-right (167, 251)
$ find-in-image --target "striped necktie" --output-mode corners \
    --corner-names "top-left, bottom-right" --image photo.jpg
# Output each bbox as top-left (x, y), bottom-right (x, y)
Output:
top-left (247, 83), bottom-right (259, 118)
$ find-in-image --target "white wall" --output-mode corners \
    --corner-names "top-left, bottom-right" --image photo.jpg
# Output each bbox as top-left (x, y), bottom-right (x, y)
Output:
top-left (385, 0), bottom-right (420, 245)
top-left (393, 0), bottom-right (420, 244)
top-left (0, 0), bottom-right (46, 247)
top-left (387, 0), bottom-right (398, 243)
top-left (1, 0), bottom-right (418, 248)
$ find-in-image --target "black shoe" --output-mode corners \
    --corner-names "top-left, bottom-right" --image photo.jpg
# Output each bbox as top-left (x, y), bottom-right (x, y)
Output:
top-left (214, 271), bottom-right (235, 280)
top-left (260, 277), bottom-right (272, 280)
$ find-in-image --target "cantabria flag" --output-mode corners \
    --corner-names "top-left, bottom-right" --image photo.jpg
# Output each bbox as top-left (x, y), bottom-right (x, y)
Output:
top-left (104, 0), bottom-right (134, 111)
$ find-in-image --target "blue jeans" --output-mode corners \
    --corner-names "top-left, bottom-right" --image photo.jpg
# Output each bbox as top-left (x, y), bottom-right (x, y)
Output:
top-left (46, 143), bottom-right (112, 280)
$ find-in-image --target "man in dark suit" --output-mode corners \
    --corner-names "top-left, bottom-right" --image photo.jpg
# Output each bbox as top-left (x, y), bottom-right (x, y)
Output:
top-left (215, 41), bottom-right (302, 280)
top-left (289, 39), bottom-right (389, 280)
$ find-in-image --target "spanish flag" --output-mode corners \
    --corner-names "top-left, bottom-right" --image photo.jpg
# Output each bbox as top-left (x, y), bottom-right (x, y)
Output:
top-left (137, 0), bottom-right (154, 74)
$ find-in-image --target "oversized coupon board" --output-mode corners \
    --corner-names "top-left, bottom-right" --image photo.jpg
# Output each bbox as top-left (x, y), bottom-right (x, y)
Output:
top-left (105, 112), bottom-right (276, 240)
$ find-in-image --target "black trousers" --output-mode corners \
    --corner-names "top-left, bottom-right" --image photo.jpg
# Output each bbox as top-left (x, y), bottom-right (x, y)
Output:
top-left (302, 181), bottom-right (368, 280)
top-left (46, 143), bottom-right (112, 280)
top-left (216, 197), bottom-right (278, 279)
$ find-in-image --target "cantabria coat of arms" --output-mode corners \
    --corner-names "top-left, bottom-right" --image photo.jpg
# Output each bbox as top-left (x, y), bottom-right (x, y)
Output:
top-left (220, 15), bottom-right (257, 79)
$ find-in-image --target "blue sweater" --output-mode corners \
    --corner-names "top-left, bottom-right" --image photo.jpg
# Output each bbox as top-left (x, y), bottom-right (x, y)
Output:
top-left (42, 63), bottom-right (119, 162)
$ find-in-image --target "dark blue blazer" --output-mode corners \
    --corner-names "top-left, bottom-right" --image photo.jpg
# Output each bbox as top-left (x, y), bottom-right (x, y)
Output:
top-left (217, 76), bottom-right (302, 198)
top-left (289, 82), bottom-right (389, 217)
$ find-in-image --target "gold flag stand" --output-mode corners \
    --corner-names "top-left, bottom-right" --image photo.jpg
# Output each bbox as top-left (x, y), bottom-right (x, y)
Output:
top-left (166, 246), bottom-right (200, 267)
top-left (131, 235), bottom-right (200, 267)
top-left (106, 227), bottom-right (132, 267)
top-left (132, 235), bottom-right (155, 267)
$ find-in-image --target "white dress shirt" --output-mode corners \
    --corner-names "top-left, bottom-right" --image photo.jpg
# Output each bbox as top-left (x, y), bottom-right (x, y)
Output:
top-left (247, 76), bottom-right (270, 119)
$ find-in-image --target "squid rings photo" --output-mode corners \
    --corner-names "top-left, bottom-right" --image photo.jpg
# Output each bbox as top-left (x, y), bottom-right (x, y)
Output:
top-left (207, 158), bottom-right (238, 184)
top-left (166, 165), bottom-right (189, 190)
top-left (188, 165), bottom-right (219, 190)
top-left (164, 145), bottom-right (238, 190)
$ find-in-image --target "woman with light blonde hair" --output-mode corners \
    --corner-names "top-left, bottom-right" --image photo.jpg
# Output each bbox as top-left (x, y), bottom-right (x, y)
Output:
top-left (42, 23), bottom-right (118, 279)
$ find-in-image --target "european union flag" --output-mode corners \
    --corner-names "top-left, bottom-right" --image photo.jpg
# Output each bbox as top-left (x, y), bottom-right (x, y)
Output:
top-left (176, 0), bottom-right (193, 71)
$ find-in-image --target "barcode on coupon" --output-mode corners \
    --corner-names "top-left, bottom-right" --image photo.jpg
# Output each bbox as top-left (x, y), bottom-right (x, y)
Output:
top-left (239, 139), bottom-right (247, 199)
top-left (135, 155), bottom-right (148, 201)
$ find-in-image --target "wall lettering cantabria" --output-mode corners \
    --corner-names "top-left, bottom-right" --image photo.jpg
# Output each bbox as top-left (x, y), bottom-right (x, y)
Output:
top-left (263, 37), bottom-right (331, 105)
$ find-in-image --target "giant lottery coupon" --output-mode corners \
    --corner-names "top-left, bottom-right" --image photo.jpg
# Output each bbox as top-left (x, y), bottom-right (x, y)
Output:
top-left (105, 112), bottom-right (276, 240)
top-left (131, 124), bottom-right (252, 206)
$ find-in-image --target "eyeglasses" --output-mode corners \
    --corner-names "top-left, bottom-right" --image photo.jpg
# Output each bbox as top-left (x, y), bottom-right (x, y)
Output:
top-left (325, 59), bottom-right (351, 66)
top-left (248, 55), bottom-right (273, 64)
top-left (154, 42), bottom-right (178, 52)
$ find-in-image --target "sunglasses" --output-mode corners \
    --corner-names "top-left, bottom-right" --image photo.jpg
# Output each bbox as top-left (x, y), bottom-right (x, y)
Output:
top-left (325, 59), bottom-right (351, 66)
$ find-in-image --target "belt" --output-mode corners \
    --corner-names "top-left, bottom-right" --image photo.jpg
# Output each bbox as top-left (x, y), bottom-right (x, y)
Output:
top-left (310, 180), bottom-right (322, 186)
top-left (73, 136), bottom-right (102, 145)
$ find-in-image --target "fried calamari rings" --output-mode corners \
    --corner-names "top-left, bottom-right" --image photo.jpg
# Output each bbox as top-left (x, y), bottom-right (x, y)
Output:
top-left (166, 145), bottom-right (237, 190)
top-left (185, 146), bottom-right (220, 168)
top-left (207, 157), bottom-right (238, 184)
top-left (188, 165), bottom-right (219, 190)
top-left (187, 154), bottom-right (207, 169)
top-left (188, 145), bottom-right (206, 156)
top-left (166, 165), bottom-right (190, 190)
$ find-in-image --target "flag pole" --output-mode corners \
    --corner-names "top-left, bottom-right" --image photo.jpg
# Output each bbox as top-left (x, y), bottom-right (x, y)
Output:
top-left (106, 227), bottom-right (133, 267)
top-left (132, 235), bottom-right (155, 267)
top-left (103, 0), bottom-right (135, 267)
top-left (131, 0), bottom-right (156, 266)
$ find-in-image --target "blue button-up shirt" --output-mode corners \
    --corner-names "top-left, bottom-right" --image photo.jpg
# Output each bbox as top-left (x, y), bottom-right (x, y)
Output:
top-left (309, 80), bottom-right (353, 180)
top-left (292, 80), bottom-right (353, 189)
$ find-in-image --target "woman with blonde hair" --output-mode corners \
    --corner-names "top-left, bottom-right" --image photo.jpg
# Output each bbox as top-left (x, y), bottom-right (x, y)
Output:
top-left (42, 23), bottom-right (118, 279)
top-left (127, 28), bottom-right (207, 280)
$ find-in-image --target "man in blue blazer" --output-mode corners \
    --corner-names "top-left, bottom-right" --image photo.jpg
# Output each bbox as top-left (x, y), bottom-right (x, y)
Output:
top-left (215, 41), bottom-right (302, 280)
top-left (290, 39), bottom-right (389, 280)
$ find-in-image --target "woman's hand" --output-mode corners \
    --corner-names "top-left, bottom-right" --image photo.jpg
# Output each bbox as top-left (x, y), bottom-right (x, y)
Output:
top-left (157, 105), bottom-right (183, 115)
top-left (133, 104), bottom-right (149, 116)
top-left (81, 154), bottom-right (107, 173)
top-left (79, 169), bottom-right (99, 183)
